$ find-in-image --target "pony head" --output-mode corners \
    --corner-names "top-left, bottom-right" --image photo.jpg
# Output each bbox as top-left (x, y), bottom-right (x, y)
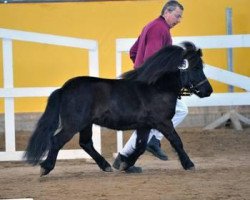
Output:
top-left (179, 41), bottom-right (213, 98)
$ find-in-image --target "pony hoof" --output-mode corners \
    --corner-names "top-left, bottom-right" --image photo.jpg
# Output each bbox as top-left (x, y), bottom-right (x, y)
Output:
top-left (104, 166), bottom-right (113, 172)
top-left (187, 166), bottom-right (195, 171)
top-left (119, 162), bottom-right (128, 171)
top-left (40, 167), bottom-right (50, 177)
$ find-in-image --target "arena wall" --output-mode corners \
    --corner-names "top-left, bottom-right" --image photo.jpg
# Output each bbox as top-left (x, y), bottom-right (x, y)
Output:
top-left (0, 0), bottom-right (250, 116)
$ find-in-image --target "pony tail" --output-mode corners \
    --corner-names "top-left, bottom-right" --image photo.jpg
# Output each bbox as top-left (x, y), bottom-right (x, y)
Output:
top-left (24, 89), bottom-right (62, 165)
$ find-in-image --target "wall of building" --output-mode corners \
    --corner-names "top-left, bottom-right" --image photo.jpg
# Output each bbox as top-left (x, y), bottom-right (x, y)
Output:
top-left (0, 0), bottom-right (250, 113)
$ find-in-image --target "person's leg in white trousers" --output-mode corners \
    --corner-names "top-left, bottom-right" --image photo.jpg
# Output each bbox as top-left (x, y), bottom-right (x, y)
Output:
top-left (120, 99), bottom-right (188, 157)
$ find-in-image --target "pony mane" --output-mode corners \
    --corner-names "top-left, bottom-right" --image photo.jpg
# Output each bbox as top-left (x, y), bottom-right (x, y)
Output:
top-left (122, 45), bottom-right (184, 85)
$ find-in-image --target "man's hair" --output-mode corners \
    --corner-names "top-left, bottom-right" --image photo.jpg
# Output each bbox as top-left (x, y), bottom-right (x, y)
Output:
top-left (161, 0), bottom-right (184, 15)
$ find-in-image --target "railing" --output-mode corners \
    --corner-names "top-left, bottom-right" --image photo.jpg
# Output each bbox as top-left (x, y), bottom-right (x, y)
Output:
top-left (0, 28), bottom-right (101, 161)
top-left (1, 30), bottom-right (250, 161)
top-left (115, 35), bottom-right (250, 152)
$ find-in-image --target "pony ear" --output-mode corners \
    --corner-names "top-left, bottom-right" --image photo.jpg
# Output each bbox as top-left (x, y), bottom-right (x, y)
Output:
top-left (177, 43), bottom-right (186, 51)
top-left (178, 59), bottom-right (189, 70)
top-left (197, 48), bottom-right (203, 57)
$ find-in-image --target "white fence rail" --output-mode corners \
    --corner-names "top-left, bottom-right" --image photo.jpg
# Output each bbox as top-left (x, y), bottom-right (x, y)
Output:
top-left (1, 30), bottom-right (250, 161)
top-left (115, 35), bottom-right (250, 151)
top-left (0, 28), bottom-right (101, 161)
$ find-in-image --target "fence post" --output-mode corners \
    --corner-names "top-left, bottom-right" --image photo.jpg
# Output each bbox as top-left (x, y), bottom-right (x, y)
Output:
top-left (115, 42), bottom-right (124, 155)
top-left (3, 38), bottom-right (16, 152)
top-left (88, 44), bottom-right (102, 153)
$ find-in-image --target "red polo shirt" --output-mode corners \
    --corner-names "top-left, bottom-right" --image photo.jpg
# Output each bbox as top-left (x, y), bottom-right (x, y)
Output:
top-left (130, 16), bottom-right (172, 69)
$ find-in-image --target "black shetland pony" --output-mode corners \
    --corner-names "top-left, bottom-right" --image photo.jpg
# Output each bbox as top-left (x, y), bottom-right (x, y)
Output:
top-left (24, 41), bottom-right (213, 176)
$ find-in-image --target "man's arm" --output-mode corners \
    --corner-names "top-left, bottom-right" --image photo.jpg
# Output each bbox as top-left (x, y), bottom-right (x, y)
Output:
top-left (129, 38), bottom-right (139, 63)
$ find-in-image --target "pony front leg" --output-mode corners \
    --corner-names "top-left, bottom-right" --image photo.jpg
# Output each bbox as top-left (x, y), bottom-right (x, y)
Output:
top-left (158, 123), bottom-right (195, 170)
top-left (170, 129), bottom-right (194, 170)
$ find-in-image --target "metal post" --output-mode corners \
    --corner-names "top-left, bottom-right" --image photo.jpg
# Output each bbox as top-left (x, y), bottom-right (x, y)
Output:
top-left (226, 8), bottom-right (234, 92)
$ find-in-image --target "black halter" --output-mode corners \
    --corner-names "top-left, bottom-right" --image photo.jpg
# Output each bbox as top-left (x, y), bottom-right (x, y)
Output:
top-left (189, 79), bottom-right (208, 94)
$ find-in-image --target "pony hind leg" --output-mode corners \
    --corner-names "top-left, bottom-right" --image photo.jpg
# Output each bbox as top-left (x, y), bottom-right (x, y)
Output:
top-left (118, 128), bottom-right (150, 171)
top-left (79, 125), bottom-right (112, 172)
top-left (40, 129), bottom-right (76, 176)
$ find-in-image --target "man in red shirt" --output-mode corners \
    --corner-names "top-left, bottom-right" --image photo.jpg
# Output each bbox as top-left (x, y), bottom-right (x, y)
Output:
top-left (113, 0), bottom-right (187, 173)
top-left (130, 1), bottom-right (183, 68)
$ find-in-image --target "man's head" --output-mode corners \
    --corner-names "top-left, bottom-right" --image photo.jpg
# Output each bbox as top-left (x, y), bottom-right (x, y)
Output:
top-left (161, 0), bottom-right (184, 28)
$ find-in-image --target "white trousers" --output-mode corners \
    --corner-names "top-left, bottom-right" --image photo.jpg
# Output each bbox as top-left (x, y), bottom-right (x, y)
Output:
top-left (120, 99), bottom-right (188, 157)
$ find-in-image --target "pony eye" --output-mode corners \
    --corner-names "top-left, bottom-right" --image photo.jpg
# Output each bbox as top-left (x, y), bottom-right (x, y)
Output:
top-left (182, 59), bottom-right (189, 69)
top-left (178, 59), bottom-right (189, 70)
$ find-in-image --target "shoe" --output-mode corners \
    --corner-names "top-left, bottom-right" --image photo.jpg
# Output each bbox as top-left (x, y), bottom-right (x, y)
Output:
top-left (146, 136), bottom-right (168, 160)
top-left (125, 166), bottom-right (142, 173)
top-left (113, 153), bottom-right (142, 173)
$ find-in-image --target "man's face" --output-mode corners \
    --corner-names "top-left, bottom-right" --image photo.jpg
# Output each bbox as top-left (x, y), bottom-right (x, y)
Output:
top-left (163, 7), bottom-right (183, 28)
